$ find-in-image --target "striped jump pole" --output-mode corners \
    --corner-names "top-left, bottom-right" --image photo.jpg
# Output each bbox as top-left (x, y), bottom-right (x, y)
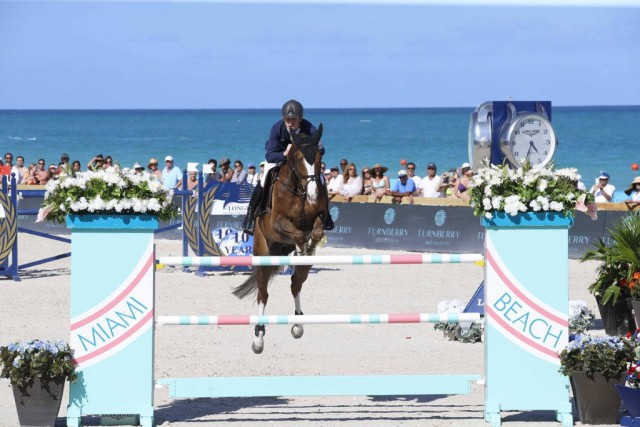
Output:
top-left (156, 253), bottom-right (484, 267)
top-left (157, 312), bottom-right (481, 327)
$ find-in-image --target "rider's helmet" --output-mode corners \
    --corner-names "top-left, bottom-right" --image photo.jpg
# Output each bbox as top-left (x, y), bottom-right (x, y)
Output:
top-left (281, 99), bottom-right (304, 119)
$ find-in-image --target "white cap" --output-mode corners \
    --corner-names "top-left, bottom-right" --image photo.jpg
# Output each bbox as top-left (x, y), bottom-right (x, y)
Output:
top-left (133, 162), bottom-right (143, 169)
top-left (461, 162), bottom-right (471, 169)
top-left (398, 169), bottom-right (407, 177)
top-left (165, 155), bottom-right (174, 162)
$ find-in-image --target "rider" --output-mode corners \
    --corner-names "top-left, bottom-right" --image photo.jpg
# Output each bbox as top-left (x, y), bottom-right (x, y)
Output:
top-left (241, 99), bottom-right (334, 235)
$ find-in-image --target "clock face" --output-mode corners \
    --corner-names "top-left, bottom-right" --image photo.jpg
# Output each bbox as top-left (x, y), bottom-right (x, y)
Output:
top-left (507, 115), bottom-right (556, 168)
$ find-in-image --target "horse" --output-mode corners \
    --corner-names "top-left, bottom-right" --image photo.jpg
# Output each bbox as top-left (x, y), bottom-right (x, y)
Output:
top-left (232, 124), bottom-right (327, 354)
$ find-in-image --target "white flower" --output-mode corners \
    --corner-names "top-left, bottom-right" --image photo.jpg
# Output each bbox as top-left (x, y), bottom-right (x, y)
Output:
top-left (484, 212), bottom-right (493, 219)
top-left (537, 179), bottom-right (548, 192)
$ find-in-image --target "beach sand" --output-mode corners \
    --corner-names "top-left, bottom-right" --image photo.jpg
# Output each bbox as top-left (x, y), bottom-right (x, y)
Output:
top-left (0, 235), bottom-right (621, 427)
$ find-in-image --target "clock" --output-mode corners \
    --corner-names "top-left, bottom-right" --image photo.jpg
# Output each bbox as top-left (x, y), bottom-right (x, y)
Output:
top-left (499, 102), bottom-right (557, 169)
top-left (468, 101), bottom-right (493, 171)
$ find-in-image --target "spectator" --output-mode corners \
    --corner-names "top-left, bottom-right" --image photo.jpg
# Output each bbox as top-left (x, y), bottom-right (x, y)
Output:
top-left (445, 170), bottom-right (459, 198)
top-left (162, 155), bottom-right (182, 188)
top-left (21, 163), bottom-right (38, 185)
top-left (146, 158), bottom-right (161, 179)
top-left (406, 162), bottom-right (422, 193)
top-left (231, 160), bottom-right (248, 184)
top-left (327, 166), bottom-right (341, 196)
top-left (15, 156), bottom-right (28, 181)
top-left (453, 162), bottom-right (473, 203)
top-left (104, 155), bottom-right (119, 172)
top-left (323, 169), bottom-right (332, 186)
top-left (339, 158), bottom-right (349, 173)
top-left (4, 153), bottom-right (21, 183)
top-left (34, 159), bottom-right (50, 185)
top-left (60, 153), bottom-right (70, 169)
top-left (72, 160), bottom-right (82, 173)
top-left (48, 164), bottom-right (59, 179)
top-left (389, 169), bottom-right (416, 204)
top-left (625, 177), bottom-right (640, 203)
top-left (218, 157), bottom-right (233, 182)
top-left (133, 162), bottom-right (145, 175)
top-left (361, 167), bottom-right (372, 195)
top-left (339, 162), bottom-right (363, 202)
top-left (176, 170), bottom-right (199, 190)
top-left (419, 163), bottom-right (446, 198)
top-left (246, 163), bottom-right (256, 186)
top-left (590, 171), bottom-right (615, 203)
top-left (87, 154), bottom-right (105, 171)
top-left (205, 158), bottom-right (222, 182)
top-left (320, 162), bottom-right (327, 175)
top-left (251, 161), bottom-right (265, 187)
top-left (370, 163), bottom-right (390, 202)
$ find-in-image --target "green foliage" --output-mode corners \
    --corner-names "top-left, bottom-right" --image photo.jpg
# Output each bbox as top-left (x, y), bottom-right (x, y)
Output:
top-left (0, 339), bottom-right (77, 394)
top-left (581, 213), bottom-right (640, 305)
top-left (559, 334), bottom-right (634, 379)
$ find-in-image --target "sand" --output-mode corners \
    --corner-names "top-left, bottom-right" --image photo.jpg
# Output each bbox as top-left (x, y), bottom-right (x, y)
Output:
top-left (0, 234), bottom-right (620, 427)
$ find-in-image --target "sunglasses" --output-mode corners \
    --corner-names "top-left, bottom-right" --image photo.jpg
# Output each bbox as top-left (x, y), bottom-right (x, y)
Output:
top-left (38, 162), bottom-right (45, 165)
top-left (149, 163), bottom-right (158, 166)
top-left (407, 167), bottom-right (415, 170)
top-left (363, 170), bottom-right (369, 173)
top-left (340, 163), bottom-right (347, 166)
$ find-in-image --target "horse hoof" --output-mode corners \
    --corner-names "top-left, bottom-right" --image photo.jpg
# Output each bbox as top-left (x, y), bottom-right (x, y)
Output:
top-left (291, 324), bottom-right (304, 339)
top-left (252, 341), bottom-right (264, 354)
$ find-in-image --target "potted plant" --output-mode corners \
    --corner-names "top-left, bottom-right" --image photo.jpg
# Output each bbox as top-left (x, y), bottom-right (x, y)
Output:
top-left (580, 213), bottom-right (640, 336)
top-left (569, 300), bottom-right (595, 336)
top-left (0, 339), bottom-right (77, 426)
top-left (559, 333), bottom-right (635, 424)
top-left (434, 299), bottom-right (465, 341)
top-left (37, 168), bottom-right (178, 223)
top-left (616, 329), bottom-right (640, 422)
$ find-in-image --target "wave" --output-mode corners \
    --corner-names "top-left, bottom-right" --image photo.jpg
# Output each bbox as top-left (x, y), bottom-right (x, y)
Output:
top-left (7, 136), bottom-right (37, 141)
top-left (360, 119), bottom-right (372, 123)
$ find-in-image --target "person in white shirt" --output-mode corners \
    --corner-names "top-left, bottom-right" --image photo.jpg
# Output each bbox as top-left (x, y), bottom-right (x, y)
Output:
top-left (590, 171), bottom-right (615, 203)
top-left (327, 166), bottom-right (341, 196)
top-left (338, 162), bottom-right (363, 201)
top-left (419, 163), bottom-right (447, 198)
top-left (406, 162), bottom-right (422, 195)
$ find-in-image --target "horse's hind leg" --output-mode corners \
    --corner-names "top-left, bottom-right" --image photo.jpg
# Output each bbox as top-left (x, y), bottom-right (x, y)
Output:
top-left (252, 265), bottom-right (276, 354)
top-left (290, 265), bottom-right (311, 339)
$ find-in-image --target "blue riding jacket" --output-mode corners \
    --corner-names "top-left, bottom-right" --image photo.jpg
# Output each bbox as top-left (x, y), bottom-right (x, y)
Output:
top-left (264, 119), bottom-right (324, 164)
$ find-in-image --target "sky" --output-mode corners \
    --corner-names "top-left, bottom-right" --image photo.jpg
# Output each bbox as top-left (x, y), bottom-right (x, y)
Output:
top-left (0, 0), bottom-right (638, 109)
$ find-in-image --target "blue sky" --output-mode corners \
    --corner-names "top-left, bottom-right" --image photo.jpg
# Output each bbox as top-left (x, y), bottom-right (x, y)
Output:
top-left (1, 1), bottom-right (638, 109)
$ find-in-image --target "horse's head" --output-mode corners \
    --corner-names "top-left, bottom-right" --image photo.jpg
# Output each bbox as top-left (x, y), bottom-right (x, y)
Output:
top-left (287, 123), bottom-right (323, 202)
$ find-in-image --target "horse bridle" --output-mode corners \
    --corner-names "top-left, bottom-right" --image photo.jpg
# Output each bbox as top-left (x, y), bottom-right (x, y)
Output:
top-left (281, 145), bottom-right (321, 200)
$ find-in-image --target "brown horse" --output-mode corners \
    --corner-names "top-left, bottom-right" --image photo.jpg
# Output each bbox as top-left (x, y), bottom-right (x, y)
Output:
top-left (233, 124), bottom-right (327, 353)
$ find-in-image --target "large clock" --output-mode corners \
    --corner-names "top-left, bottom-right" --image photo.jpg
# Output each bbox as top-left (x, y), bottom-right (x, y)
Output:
top-left (499, 102), bottom-right (557, 169)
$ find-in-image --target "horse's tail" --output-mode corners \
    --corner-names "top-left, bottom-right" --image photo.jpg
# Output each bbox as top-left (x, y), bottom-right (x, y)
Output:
top-left (232, 270), bottom-right (259, 299)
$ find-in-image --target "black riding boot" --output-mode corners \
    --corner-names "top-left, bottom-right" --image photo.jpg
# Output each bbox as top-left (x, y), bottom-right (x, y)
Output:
top-left (322, 184), bottom-right (335, 231)
top-left (242, 184), bottom-right (263, 236)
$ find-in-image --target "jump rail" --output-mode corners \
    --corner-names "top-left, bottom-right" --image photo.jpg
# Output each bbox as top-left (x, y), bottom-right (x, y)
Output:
top-left (157, 312), bottom-right (482, 326)
top-left (157, 253), bottom-right (484, 267)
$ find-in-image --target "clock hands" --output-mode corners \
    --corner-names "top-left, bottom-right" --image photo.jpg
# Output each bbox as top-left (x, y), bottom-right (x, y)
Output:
top-left (529, 140), bottom-right (539, 154)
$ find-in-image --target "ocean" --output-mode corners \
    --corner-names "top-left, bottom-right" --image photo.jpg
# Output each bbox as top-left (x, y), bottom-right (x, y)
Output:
top-left (2, 106), bottom-right (639, 201)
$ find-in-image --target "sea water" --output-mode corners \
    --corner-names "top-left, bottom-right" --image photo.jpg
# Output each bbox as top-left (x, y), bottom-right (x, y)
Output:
top-left (1, 106), bottom-right (639, 201)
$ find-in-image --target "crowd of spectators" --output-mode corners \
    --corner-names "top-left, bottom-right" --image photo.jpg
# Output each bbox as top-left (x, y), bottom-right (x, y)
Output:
top-left (4, 151), bottom-right (638, 205)
top-left (0, 151), bottom-right (503, 204)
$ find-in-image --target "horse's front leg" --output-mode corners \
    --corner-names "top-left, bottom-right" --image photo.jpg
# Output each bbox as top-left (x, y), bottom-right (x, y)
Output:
top-left (290, 265), bottom-right (311, 339)
top-left (304, 215), bottom-right (325, 256)
top-left (273, 216), bottom-right (306, 252)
